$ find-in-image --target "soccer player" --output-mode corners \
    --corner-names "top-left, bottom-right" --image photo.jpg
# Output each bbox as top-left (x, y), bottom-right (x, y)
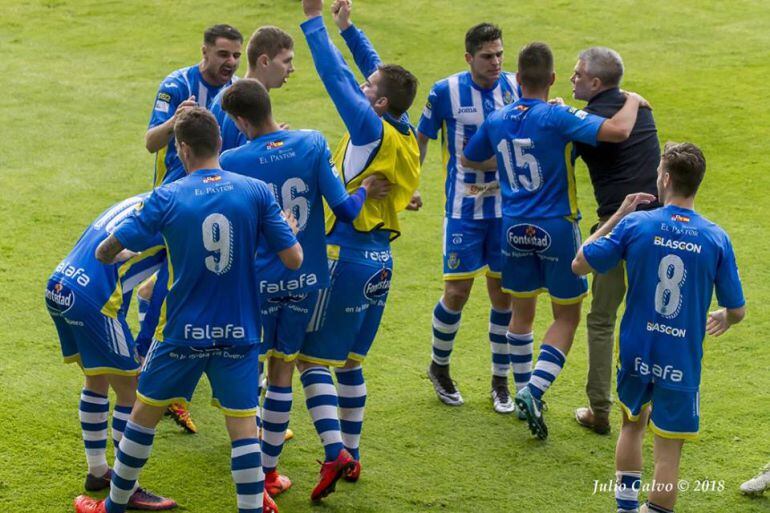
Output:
top-left (218, 78), bottom-right (391, 498)
top-left (416, 23), bottom-right (521, 413)
top-left (572, 142), bottom-right (746, 513)
top-left (74, 107), bottom-right (302, 513)
top-left (569, 47), bottom-right (661, 435)
top-left (45, 196), bottom-right (174, 510)
top-left (211, 26), bottom-right (296, 153)
top-left (295, 0), bottom-right (419, 501)
top-left (462, 42), bottom-right (645, 439)
top-left (138, 24), bottom-right (243, 432)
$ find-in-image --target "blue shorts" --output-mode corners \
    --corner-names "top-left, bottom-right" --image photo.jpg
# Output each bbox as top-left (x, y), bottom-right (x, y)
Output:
top-left (138, 341), bottom-right (260, 417)
top-left (260, 291), bottom-right (318, 362)
top-left (443, 217), bottom-right (502, 280)
top-left (300, 247), bottom-right (392, 366)
top-left (617, 369), bottom-right (700, 440)
top-left (45, 278), bottom-right (140, 376)
top-left (501, 216), bottom-right (588, 304)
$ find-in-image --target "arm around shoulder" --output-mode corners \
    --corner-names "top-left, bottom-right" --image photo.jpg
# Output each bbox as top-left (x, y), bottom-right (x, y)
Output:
top-left (278, 242), bottom-right (303, 270)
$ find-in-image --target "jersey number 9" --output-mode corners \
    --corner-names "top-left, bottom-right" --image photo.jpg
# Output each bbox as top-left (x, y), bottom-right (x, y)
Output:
top-left (202, 213), bottom-right (233, 275)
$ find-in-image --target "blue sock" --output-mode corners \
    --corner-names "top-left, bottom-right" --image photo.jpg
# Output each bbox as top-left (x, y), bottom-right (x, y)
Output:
top-left (111, 404), bottom-right (132, 450)
top-left (506, 332), bottom-right (533, 392)
top-left (528, 344), bottom-right (566, 401)
top-left (231, 438), bottom-right (263, 513)
top-left (300, 367), bottom-right (343, 462)
top-left (615, 471), bottom-right (641, 512)
top-left (335, 366), bottom-right (366, 461)
top-left (260, 385), bottom-right (292, 473)
top-left (489, 309), bottom-right (512, 377)
top-left (431, 299), bottom-right (462, 366)
top-left (105, 421), bottom-right (155, 513)
top-left (80, 389), bottom-right (109, 477)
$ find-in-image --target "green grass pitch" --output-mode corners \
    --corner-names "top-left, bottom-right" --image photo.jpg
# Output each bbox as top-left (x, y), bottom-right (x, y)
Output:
top-left (1, 1), bottom-right (768, 511)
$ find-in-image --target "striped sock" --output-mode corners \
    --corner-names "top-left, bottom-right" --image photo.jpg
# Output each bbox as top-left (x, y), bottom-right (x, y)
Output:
top-left (335, 366), bottom-right (366, 461)
top-left (506, 332), bottom-right (533, 392)
top-left (261, 385), bottom-right (292, 473)
top-left (528, 344), bottom-right (566, 401)
top-left (616, 471), bottom-right (642, 512)
top-left (431, 299), bottom-right (462, 365)
top-left (489, 309), bottom-right (512, 377)
top-left (105, 421), bottom-right (155, 513)
top-left (231, 438), bottom-right (263, 513)
top-left (111, 404), bottom-right (132, 449)
top-left (300, 367), bottom-right (344, 462)
top-left (80, 389), bottom-right (109, 477)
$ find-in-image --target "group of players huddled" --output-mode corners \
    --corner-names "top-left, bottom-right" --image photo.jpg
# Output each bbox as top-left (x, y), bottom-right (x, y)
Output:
top-left (46, 1), bottom-right (752, 513)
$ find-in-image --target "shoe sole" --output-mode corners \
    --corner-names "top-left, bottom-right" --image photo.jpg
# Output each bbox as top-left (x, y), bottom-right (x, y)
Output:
top-left (427, 368), bottom-right (464, 406)
top-left (514, 396), bottom-right (548, 440)
top-left (311, 461), bottom-right (356, 502)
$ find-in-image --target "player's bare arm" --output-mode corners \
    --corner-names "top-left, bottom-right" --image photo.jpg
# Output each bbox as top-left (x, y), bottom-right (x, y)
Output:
top-left (144, 96), bottom-right (197, 153)
top-left (95, 234), bottom-right (127, 264)
top-left (572, 192), bottom-right (656, 275)
top-left (596, 92), bottom-right (646, 143)
top-left (361, 174), bottom-right (392, 200)
top-left (707, 306), bottom-right (746, 337)
top-left (278, 242), bottom-right (303, 270)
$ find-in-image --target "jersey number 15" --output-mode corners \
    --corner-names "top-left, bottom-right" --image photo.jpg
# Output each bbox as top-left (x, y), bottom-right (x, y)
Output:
top-left (497, 138), bottom-right (543, 192)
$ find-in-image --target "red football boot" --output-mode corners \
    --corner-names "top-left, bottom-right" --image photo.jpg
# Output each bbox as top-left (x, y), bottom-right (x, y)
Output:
top-left (264, 469), bottom-right (292, 496)
top-left (73, 496), bottom-right (106, 513)
top-left (264, 490), bottom-right (279, 513)
top-left (310, 449), bottom-right (355, 502)
top-left (343, 460), bottom-right (361, 482)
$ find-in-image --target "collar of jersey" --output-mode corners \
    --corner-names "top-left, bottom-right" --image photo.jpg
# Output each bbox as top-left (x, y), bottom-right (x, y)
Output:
top-left (383, 113), bottom-right (413, 135)
top-left (466, 71), bottom-right (501, 93)
top-left (248, 129), bottom-right (289, 146)
top-left (587, 87), bottom-right (622, 105)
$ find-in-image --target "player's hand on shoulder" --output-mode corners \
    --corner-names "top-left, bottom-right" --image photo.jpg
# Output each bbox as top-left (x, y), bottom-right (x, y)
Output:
top-left (331, 0), bottom-right (352, 30)
top-left (548, 97), bottom-right (566, 106)
top-left (362, 173), bottom-right (392, 201)
top-left (406, 190), bottom-right (423, 211)
top-left (621, 90), bottom-right (651, 110)
top-left (278, 121), bottom-right (291, 130)
top-left (616, 192), bottom-right (656, 218)
top-left (302, 0), bottom-right (324, 18)
top-left (706, 308), bottom-right (731, 337)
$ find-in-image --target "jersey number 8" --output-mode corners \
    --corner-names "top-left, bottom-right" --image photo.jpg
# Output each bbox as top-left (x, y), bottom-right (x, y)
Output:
top-left (654, 253), bottom-right (686, 319)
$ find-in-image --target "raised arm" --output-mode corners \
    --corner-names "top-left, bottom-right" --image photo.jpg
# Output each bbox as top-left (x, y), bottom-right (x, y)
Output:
top-left (333, 0), bottom-right (382, 79)
top-left (301, 1), bottom-right (382, 146)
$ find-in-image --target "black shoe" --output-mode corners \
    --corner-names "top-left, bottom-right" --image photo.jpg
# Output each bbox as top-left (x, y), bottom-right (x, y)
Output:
top-left (427, 362), bottom-right (463, 406)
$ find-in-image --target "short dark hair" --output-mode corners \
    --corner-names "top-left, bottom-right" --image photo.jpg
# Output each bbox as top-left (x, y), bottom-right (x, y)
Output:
top-left (247, 26), bottom-right (294, 68)
top-left (203, 24), bottom-right (243, 46)
top-left (518, 42), bottom-right (554, 90)
top-left (174, 107), bottom-right (220, 158)
top-left (377, 64), bottom-right (418, 117)
top-left (465, 23), bottom-right (503, 55)
top-left (221, 79), bottom-right (272, 127)
top-left (661, 142), bottom-right (706, 197)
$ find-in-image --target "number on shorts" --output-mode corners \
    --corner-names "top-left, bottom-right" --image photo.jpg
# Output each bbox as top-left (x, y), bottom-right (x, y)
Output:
top-left (202, 213), bottom-right (233, 275)
top-left (654, 254), bottom-right (686, 318)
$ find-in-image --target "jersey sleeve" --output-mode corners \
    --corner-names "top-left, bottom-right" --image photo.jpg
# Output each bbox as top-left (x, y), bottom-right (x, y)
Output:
top-left (316, 136), bottom-right (349, 208)
top-left (714, 234), bottom-right (746, 309)
top-left (113, 187), bottom-right (172, 252)
top-left (301, 16), bottom-right (382, 146)
top-left (253, 181), bottom-right (298, 253)
top-left (582, 217), bottom-right (631, 273)
top-left (416, 83), bottom-right (443, 140)
top-left (148, 78), bottom-right (183, 129)
top-left (463, 118), bottom-right (495, 162)
top-left (551, 105), bottom-right (605, 147)
top-left (339, 24), bottom-right (382, 79)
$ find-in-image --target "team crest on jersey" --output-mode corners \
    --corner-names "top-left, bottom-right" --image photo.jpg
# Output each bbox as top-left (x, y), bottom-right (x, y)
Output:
top-left (266, 140), bottom-right (284, 150)
top-left (363, 268), bottom-right (392, 300)
top-left (203, 175), bottom-right (222, 184)
top-left (671, 214), bottom-right (691, 223)
top-left (45, 282), bottom-right (75, 314)
top-left (447, 253), bottom-right (461, 270)
top-left (507, 224), bottom-right (551, 253)
top-left (504, 91), bottom-right (514, 105)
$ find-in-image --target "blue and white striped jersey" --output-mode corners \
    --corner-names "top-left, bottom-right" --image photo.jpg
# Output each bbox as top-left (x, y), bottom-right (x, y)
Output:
top-left (417, 71), bottom-right (519, 220)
